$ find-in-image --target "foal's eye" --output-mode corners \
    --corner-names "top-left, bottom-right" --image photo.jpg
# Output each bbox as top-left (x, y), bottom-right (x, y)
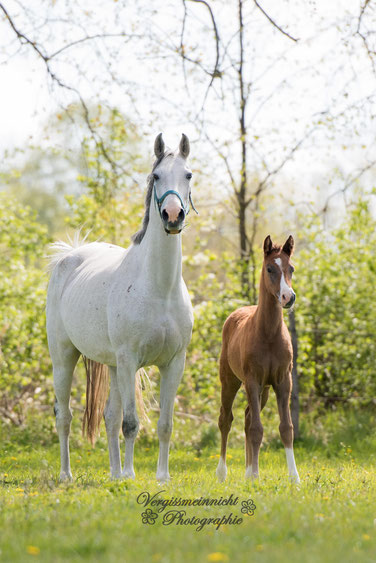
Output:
top-left (267, 266), bottom-right (273, 274)
top-left (153, 173), bottom-right (159, 181)
top-left (186, 172), bottom-right (192, 180)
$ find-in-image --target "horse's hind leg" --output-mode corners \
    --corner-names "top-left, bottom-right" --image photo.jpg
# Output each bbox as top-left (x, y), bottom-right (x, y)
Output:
top-left (104, 367), bottom-right (122, 479)
top-left (52, 342), bottom-right (80, 482)
top-left (216, 358), bottom-right (241, 482)
top-left (274, 374), bottom-right (300, 483)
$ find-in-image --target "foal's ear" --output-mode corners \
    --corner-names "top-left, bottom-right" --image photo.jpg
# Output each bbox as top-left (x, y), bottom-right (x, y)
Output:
top-left (154, 133), bottom-right (165, 158)
top-left (263, 235), bottom-right (273, 256)
top-left (179, 133), bottom-right (190, 159)
top-left (282, 235), bottom-right (294, 257)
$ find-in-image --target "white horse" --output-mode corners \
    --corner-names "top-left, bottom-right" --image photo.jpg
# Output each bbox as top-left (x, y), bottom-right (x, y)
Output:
top-left (46, 133), bottom-right (196, 483)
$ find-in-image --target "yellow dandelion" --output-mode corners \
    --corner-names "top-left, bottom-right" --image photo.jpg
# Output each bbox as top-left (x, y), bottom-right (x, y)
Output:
top-left (27, 546), bottom-right (40, 555)
top-left (362, 534), bottom-right (370, 541)
top-left (3, 473), bottom-right (8, 477)
top-left (194, 457), bottom-right (200, 461)
top-left (29, 492), bottom-right (39, 497)
top-left (11, 457), bottom-right (17, 461)
top-left (227, 455), bottom-right (233, 459)
top-left (323, 496), bottom-right (329, 500)
top-left (207, 553), bottom-right (229, 562)
top-left (256, 545), bottom-right (264, 552)
top-left (15, 488), bottom-right (24, 492)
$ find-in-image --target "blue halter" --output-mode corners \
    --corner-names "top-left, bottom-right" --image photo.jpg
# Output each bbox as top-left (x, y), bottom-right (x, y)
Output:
top-left (153, 183), bottom-right (198, 219)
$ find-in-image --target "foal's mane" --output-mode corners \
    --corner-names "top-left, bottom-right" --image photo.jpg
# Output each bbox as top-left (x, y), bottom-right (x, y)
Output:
top-left (132, 150), bottom-right (174, 245)
top-left (265, 244), bottom-right (282, 257)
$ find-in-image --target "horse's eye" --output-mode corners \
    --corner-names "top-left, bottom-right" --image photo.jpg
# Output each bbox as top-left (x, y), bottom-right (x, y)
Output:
top-left (186, 173), bottom-right (192, 180)
top-left (267, 266), bottom-right (273, 274)
top-left (290, 266), bottom-right (295, 275)
top-left (153, 173), bottom-right (159, 181)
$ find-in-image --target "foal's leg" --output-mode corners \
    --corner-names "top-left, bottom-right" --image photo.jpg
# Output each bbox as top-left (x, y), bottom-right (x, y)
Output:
top-left (116, 353), bottom-right (139, 479)
top-left (244, 380), bottom-right (263, 480)
top-left (244, 386), bottom-right (269, 470)
top-left (52, 343), bottom-right (80, 482)
top-left (157, 351), bottom-right (186, 483)
top-left (104, 367), bottom-right (122, 479)
top-left (274, 374), bottom-right (300, 483)
top-left (216, 363), bottom-right (241, 482)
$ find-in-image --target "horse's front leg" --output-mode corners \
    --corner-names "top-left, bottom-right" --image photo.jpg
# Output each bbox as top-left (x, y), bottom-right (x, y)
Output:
top-left (116, 353), bottom-right (139, 480)
top-left (156, 351), bottom-right (186, 483)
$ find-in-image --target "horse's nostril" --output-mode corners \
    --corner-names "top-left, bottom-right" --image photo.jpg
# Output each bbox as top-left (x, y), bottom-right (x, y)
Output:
top-left (178, 208), bottom-right (185, 221)
top-left (162, 209), bottom-right (169, 222)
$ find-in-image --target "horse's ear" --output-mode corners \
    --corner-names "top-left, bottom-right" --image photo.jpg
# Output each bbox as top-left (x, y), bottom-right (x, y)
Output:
top-left (263, 235), bottom-right (273, 256)
top-left (282, 235), bottom-right (294, 257)
top-left (179, 133), bottom-right (190, 159)
top-left (154, 133), bottom-right (165, 158)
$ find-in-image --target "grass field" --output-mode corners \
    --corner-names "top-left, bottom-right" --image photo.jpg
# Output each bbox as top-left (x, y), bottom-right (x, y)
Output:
top-left (1, 410), bottom-right (376, 563)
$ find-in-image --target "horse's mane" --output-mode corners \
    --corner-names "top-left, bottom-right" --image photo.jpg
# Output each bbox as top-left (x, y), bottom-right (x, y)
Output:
top-left (132, 150), bottom-right (174, 245)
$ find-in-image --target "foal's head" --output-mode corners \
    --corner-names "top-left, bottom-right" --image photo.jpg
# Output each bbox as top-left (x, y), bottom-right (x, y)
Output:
top-left (262, 235), bottom-right (295, 309)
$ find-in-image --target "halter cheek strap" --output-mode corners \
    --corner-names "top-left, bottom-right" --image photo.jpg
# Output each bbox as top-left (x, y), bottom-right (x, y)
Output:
top-left (154, 182), bottom-right (199, 219)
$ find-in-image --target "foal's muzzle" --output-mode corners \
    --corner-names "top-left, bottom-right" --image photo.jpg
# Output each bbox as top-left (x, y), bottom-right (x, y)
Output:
top-left (283, 292), bottom-right (296, 309)
top-left (162, 207), bottom-right (186, 234)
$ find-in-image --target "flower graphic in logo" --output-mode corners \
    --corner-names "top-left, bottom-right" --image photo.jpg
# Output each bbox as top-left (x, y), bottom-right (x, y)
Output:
top-left (241, 499), bottom-right (256, 516)
top-left (141, 508), bottom-right (158, 525)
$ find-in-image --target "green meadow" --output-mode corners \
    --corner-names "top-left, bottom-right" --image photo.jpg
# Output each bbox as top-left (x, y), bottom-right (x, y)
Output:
top-left (1, 410), bottom-right (376, 563)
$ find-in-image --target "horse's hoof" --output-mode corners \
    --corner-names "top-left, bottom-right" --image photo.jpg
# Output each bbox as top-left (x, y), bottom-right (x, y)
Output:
top-left (121, 470), bottom-right (136, 480)
top-left (59, 472), bottom-right (73, 482)
top-left (156, 472), bottom-right (170, 484)
top-left (289, 473), bottom-right (300, 484)
top-left (110, 472), bottom-right (122, 480)
top-left (216, 459), bottom-right (227, 482)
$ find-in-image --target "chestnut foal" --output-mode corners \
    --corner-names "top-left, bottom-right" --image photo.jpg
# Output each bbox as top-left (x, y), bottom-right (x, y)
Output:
top-left (216, 235), bottom-right (300, 483)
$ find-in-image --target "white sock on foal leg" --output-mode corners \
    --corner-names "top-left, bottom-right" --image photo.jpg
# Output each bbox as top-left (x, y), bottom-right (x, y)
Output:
top-left (285, 447), bottom-right (300, 483)
top-left (216, 456), bottom-right (227, 482)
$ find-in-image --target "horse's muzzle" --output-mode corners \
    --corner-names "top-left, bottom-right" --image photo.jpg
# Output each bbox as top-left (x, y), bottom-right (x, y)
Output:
top-left (162, 208), bottom-right (185, 235)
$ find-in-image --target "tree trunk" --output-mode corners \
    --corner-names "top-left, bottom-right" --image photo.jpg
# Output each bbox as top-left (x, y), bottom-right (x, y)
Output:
top-left (289, 309), bottom-right (300, 440)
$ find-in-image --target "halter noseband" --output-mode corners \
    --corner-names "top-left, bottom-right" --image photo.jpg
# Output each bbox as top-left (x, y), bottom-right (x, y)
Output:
top-left (153, 182), bottom-right (198, 220)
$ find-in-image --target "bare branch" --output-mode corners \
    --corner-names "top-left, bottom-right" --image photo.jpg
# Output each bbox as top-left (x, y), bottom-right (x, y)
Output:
top-left (253, 0), bottom-right (299, 42)
top-left (0, 2), bottom-right (133, 181)
top-left (321, 158), bottom-right (376, 215)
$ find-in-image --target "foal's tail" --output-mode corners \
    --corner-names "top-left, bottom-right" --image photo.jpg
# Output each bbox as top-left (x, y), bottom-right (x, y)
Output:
top-left (82, 358), bottom-right (149, 445)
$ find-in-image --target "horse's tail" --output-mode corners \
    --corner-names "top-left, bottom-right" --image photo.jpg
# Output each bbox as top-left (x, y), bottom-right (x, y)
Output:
top-left (82, 357), bottom-right (110, 445)
top-left (47, 230), bottom-right (90, 272)
top-left (82, 360), bottom-right (151, 445)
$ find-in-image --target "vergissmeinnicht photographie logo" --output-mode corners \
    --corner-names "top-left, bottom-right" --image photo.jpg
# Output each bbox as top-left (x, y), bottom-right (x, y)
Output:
top-left (137, 491), bottom-right (256, 532)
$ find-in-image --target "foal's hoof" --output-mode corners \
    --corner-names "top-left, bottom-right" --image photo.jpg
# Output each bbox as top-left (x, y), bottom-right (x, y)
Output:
top-left (245, 467), bottom-right (258, 481)
top-left (289, 473), bottom-right (301, 484)
top-left (59, 471), bottom-right (73, 482)
top-left (216, 459), bottom-right (227, 482)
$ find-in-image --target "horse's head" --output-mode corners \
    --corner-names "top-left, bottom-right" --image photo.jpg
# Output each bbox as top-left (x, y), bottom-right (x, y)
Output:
top-left (263, 235), bottom-right (295, 309)
top-left (152, 133), bottom-right (195, 235)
